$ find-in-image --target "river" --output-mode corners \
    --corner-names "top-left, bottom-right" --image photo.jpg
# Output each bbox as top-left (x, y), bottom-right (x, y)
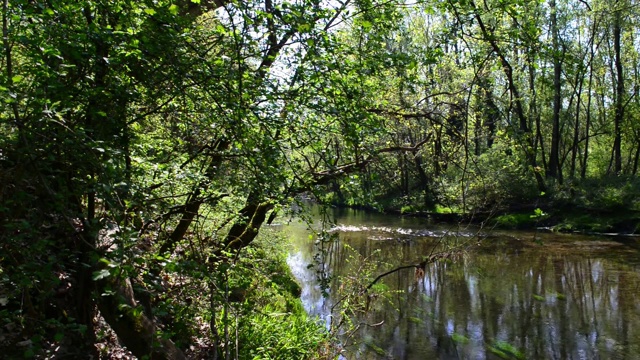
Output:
top-left (284, 206), bottom-right (640, 359)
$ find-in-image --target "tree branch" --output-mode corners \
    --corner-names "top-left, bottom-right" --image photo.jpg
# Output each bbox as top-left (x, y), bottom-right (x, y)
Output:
top-left (310, 137), bottom-right (431, 186)
top-left (178, 0), bottom-right (230, 18)
top-left (365, 250), bottom-right (458, 291)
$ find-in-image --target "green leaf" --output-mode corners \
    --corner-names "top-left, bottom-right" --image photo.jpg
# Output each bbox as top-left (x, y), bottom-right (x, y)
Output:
top-left (452, 333), bottom-right (470, 344)
top-left (12, 75), bottom-right (24, 83)
top-left (360, 20), bottom-right (373, 29)
top-left (144, 8), bottom-right (156, 15)
top-left (92, 269), bottom-right (110, 281)
top-left (168, 4), bottom-right (179, 15)
top-left (191, 0), bottom-right (201, 3)
top-left (297, 23), bottom-right (311, 33)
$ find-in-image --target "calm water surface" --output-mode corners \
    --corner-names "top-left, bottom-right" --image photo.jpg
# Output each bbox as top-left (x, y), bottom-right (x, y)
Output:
top-left (285, 207), bottom-right (640, 359)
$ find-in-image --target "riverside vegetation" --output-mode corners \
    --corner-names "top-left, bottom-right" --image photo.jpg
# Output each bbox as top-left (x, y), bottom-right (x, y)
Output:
top-left (2, 0), bottom-right (640, 358)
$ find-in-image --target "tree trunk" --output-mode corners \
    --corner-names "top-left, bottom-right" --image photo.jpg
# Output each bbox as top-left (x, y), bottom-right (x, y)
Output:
top-left (159, 140), bottom-right (230, 255)
top-left (612, 5), bottom-right (624, 174)
top-left (472, 3), bottom-right (546, 192)
top-left (570, 75), bottom-right (583, 180)
top-left (528, 53), bottom-right (548, 173)
top-left (582, 30), bottom-right (596, 179)
top-left (632, 141), bottom-right (640, 175)
top-left (222, 193), bottom-right (274, 252)
top-left (97, 277), bottom-right (186, 360)
top-left (414, 153), bottom-right (436, 210)
top-left (548, 0), bottom-right (562, 183)
top-left (159, 196), bottom-right (203, 255)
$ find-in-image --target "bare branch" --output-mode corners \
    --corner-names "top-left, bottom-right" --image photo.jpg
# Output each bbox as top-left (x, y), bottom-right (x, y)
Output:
top-left (578, 0), bottom-right (592, 11)
top-left (365, 250), bottom-right (459, 291)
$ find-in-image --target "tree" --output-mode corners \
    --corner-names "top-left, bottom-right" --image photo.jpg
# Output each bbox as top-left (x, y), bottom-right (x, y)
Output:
top-left (611, 0), bottom-right (625, 175)
top-left (548, 0), bottom-right (563, 182)
top-left (1, 0), bottom-right (431, 357)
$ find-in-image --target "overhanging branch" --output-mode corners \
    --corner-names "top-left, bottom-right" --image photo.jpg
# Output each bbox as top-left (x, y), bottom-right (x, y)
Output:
top-left (365, 250), bottom-right (460, 291)
top-left (310, 136), bottom-right (431, 186)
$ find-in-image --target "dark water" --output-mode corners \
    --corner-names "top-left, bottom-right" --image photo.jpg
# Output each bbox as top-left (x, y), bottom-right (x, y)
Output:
top-left (284, 207), bottom-right (640, 360)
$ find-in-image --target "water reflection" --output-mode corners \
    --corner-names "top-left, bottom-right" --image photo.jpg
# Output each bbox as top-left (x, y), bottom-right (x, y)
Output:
top-left (285, 208), bottom-right (640, 359)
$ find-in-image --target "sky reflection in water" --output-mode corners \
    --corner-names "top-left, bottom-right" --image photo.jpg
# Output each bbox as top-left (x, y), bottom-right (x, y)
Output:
top-left (285, 208), bottom-right (640, 360)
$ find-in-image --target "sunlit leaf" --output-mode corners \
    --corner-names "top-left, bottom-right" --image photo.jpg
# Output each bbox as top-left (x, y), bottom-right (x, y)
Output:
top-left (92, 269), bottom-right (110, 281)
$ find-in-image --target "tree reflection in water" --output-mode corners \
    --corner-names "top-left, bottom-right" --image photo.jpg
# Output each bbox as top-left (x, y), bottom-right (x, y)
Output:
top-left (285, 211), bottom-right (640, 360)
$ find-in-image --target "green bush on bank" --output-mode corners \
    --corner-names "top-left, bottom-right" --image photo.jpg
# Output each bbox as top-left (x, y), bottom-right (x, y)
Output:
top-left (238, 305), bottom-right (327, 360)
top-left (218, 230), bottom-right (329, 359)
top-left (551, 176), bottom-right (640, 212)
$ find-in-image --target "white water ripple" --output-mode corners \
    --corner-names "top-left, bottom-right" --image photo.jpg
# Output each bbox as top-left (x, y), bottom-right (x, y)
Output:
top-left (329, 224), bottom-right (475, 238)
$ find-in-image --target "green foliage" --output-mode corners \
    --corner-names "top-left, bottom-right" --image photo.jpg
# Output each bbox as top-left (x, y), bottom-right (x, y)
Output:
top-left (3, 0), bottom-right (640, 356)
top-left (465, 141), bottom-right (541, 209)
top-left (365, 339), bottom-right (388, 356)
top-left (434, 205), bottom-right (456, 214)
top-left (237, 308), bottom-right (326, 360)
top-left (493, 207), bottom-right (549, 229)
top-left (400, 205), bottom-right (415, 214)
top-left (549, 177), bottom-right (640, 232)
top-left (555, 177), bottom-right (640, 211)
top-left (452, 333), bottom-right (470, 344)
top-left (325, 244), bottom-right (400, 354)
top-left (489, 340), bottom-right (525, 360)
top-left (494, 211), bottom-right (545, 229)
top-left (216, 231), bottom-right (328, 359)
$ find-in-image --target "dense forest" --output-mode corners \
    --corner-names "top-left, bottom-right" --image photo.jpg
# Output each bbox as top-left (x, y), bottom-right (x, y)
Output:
top-left (1, 0), bottom-right (639, 358)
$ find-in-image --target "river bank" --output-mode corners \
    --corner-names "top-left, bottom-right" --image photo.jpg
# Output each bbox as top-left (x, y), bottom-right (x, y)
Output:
top-left (328, 202), bottom-right (640, 235)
